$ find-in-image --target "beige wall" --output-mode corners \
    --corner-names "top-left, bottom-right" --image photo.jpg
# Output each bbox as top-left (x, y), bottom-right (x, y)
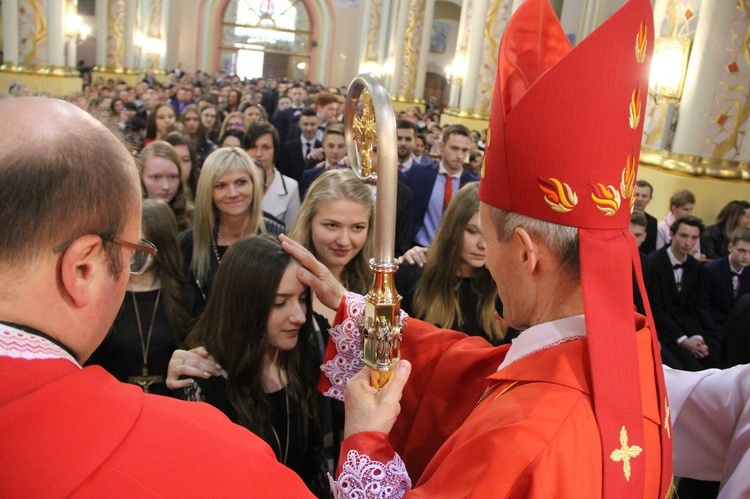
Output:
top-left (638, 165), bottom-right (750, 223)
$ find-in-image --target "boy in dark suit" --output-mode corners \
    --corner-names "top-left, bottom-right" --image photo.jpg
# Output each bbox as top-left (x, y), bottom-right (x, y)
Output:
top-left (646, 215), bottom-right (716, 370)
top-left (698, 226), bottom-right (750, 357)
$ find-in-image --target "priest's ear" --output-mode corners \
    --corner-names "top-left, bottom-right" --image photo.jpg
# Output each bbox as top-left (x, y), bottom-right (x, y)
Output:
top-left (59, 234), bottom-right (108, 308)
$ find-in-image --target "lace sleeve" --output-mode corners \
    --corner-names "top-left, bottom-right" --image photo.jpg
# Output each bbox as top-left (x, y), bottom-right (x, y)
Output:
top-left (329, 450), bottom-right (412, 499)
top-left (175, 380), bottom-right (207, 402)
top-left (320, 292), bottom-right (409, 401)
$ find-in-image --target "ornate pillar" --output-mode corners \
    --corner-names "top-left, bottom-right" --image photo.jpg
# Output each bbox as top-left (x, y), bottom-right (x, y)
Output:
top-left (443, 0), bottom-right (513, 129)
top-left (0, 0), bottom-right (82, 94)
top-left (671, 1), bottom-right (748, 161)
top-left (1, 0), bottom-right (20, 69)
top-left (106, 0), bottom-right (126, 71)
top-left (18, 0), bottom-right (48, 68)
top-left (124, 0), bottom-right (137, 71)
top-left (395, 0), bottom-right (429, 103)
top-left (141, 0), bottom-right (166, 71)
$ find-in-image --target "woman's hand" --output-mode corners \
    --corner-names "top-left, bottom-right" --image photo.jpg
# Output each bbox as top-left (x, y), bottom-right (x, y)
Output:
top-left (280, 234), bottom-right (345, 310)
top-left (165, 347), bottom-right (224, 390)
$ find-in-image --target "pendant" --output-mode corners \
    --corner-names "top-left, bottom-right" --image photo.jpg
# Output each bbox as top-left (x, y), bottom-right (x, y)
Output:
top-left (127, 364), bottom-right (164, 393)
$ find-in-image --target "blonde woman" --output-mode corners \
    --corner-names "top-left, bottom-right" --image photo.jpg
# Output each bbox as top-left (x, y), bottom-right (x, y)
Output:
top-left (180, 147), bottom-right (265, 316)
top-left (288, 169), bottom-right (374, 326)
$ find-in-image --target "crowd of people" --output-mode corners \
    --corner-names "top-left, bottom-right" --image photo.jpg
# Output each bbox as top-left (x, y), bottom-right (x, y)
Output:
top-left (2, 0), bottom-right (750, 495)
top-left (629, 182), bottom-right (750, 375)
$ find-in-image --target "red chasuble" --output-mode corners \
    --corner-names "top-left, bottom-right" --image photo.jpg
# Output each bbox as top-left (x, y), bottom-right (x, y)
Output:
top-left (321, 294), bottom-right (666, 497)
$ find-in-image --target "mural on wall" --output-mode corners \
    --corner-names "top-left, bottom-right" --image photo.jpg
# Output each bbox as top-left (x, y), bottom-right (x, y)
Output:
top-left (18, 0), bottom-right (48, 66)
top-left (659, 0), bottom-right (699, 38)
top-left (430, 21), bottom-right (450, 54)
top-left (703, 1), bottom-right (750, 160)
top-left (642, 0), bottom-right (700, 148)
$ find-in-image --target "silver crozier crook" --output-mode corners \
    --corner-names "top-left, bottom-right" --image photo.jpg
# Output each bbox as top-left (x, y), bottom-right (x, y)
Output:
top-left (344, 73), bottom-right (404, 389)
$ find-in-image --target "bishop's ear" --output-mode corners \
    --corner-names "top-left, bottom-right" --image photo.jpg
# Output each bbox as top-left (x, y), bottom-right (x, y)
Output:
top-left (513, 227), bottom-right (538, 274)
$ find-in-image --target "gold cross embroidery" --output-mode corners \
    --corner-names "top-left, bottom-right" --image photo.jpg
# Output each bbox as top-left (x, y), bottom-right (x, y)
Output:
top-left (352, 90), bottom-right (377, 177)
top-left (664, 399), bottom-right (671, 439)
top-left (610, 426), bottom-right (643, 481)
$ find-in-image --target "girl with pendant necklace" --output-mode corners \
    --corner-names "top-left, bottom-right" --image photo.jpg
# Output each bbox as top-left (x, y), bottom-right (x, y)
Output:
top-left (176, 235), bottom-right (329, 497)
top-left (87, 199), bottom-right (191, 395)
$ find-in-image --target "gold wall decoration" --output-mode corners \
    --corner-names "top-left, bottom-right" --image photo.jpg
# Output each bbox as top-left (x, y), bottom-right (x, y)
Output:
top-left (475, 0), bottom-right (513, 113)
top-left (398, 0), bottom-right (426, 99)
top-left (107, 0), bottom-right (126, 70)
top-left (365, 0), bottom-right (382, 63)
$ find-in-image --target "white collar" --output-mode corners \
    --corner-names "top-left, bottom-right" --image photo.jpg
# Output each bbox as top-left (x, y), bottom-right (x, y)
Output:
top-left (438, 162), bottom-right (462, 179)
top-left (667, 247), bottom-right (686, 266)
top-left (499, 315), bottom-right (586, 370)
top-left (0, 325), bottom-right (80, 367)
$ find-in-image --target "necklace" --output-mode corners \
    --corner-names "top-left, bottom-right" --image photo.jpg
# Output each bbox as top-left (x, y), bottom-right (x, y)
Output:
top-left (212, 225), bottom-right (223, 264)
top-left (269, 388), bottom-right (290, 465)
top-left (127, 289), bottom-right (164, 393)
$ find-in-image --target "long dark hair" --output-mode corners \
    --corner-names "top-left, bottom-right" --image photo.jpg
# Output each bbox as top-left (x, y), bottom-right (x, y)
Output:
top-left (185, 234), bottom-right (316, 436)
top-left (414, 182), bottom-right (502, 342)
top-left (141, 199), bottom-right (191, 342)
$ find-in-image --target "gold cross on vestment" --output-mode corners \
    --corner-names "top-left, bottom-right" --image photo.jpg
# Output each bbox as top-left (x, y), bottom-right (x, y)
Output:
top-left (352, 90), bottom-right (377, 177)
top-left (664, 399), bottom-right (671, 439)
top-left (609, 425), bottom-right (643, 481)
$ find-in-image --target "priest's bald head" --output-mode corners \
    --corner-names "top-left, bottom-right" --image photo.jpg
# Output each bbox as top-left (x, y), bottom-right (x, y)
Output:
top-left (0, 97), bottom-right (142, 362)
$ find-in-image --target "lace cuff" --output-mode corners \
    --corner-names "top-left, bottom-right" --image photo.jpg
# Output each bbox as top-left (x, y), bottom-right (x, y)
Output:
top-left (320, 292), bottom-right (409, 401)
top-left (329, 450), bottom-right (412, 499)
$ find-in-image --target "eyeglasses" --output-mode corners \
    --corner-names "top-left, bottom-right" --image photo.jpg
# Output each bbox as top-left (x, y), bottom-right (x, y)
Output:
top-left (227, 122), bottom-right (244, 129)
top-left (110, 238), bottom-right (158, 275)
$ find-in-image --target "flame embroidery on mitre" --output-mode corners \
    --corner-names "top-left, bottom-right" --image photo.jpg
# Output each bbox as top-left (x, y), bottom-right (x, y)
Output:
top-left (620, 153), bottom-right (637, 211)
top-left (539, 177), bottom-right (578, 213)
top-left (591, 183), bottom-right (622, 216)
top-left (629, 88), bottom-right (642, 129)
top-left (635, 22), bottom-right (648, 64)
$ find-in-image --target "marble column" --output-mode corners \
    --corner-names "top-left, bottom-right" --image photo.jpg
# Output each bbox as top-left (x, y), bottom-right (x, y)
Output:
top-left (65, 0), bottom-right (79, 68)
top-left (1, 0), bottom-right (20, 68)
top-left (124, 0), bottom-right (137, 70)
top-left (95, 0), bottom-right (108, 68)
top-left (47, 0), bottom-right (66, 70)
top-left (386, 0), bottom-right (410, 96)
